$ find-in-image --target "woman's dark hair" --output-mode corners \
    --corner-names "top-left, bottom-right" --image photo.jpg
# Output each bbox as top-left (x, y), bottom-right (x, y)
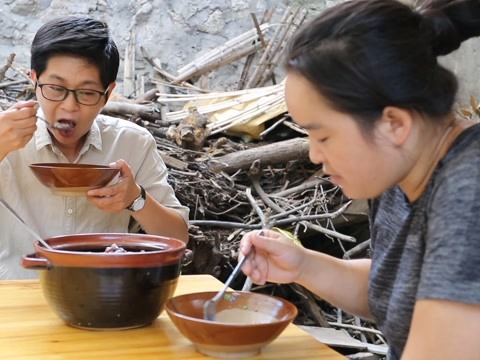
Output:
top-left (286, 0), bottom-right (480, 131)
top-left (31, 16), bottom-right (119, 89)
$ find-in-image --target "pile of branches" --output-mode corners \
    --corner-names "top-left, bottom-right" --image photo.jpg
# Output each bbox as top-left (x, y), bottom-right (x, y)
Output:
top-left (0, 7), bottom-right (386, 357)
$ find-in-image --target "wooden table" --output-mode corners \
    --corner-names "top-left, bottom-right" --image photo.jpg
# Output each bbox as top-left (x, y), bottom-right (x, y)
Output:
top-left (0, 274), bottom-right (345, 359)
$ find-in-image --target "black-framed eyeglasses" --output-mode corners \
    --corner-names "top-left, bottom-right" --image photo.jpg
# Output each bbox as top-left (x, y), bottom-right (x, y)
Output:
top-left (36, 83), bottom-right (108, 106)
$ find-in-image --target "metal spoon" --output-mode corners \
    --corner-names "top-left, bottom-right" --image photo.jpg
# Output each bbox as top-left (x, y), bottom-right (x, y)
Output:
top-left (203, 251), bottom-right (250, 321)
top-left (0, 198), bottom-right (53, 249)
top-left (203, 229), bottom-right (263, 322)
top-left (38, 116), bottom-right (73, 131)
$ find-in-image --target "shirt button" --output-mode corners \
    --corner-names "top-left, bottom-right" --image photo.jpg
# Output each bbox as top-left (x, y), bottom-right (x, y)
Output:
top-left (67, 208), bottom-right (73, 214)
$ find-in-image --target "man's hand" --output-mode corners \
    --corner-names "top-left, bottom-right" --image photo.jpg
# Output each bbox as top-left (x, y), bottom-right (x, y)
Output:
top-left (86, 159), bottom-right (140, 212)
top-left (0, 100), bottom-right (38, 160)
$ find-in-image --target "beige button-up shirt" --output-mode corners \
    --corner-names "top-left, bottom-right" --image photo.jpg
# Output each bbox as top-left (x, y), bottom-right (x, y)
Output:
top-left (0, 114), bottom-right (189, 279)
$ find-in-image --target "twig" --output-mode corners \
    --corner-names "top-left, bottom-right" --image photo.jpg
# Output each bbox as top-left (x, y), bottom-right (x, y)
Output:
top-left (328, 322), bottom-right (384, 336)
top-left (290, 283), bottom-right (330, 328)
top-left (189, 220), bottom-right (259, 230)
top-left (0, 53), bottom-right (15, 82)
top-left (343, 239), bottom-right (371, 259)
top-left (245, 187), bottom-right (267, 226)
top-left (271, 177), bottom-right (329, 198)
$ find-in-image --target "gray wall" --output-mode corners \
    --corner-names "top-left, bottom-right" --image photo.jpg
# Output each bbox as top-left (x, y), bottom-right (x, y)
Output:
top-left (1, 0), bottom-right (478, 106)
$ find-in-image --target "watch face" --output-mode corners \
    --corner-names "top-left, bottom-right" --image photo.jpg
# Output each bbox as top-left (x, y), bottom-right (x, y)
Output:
top-left (133, 198), bottom-right (146, 211)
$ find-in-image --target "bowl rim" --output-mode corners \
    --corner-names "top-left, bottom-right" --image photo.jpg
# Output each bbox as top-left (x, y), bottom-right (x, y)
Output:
top-left (29, 163), bottom-right (118, 170)
top-left (165, 290), bottom-right (298, 326)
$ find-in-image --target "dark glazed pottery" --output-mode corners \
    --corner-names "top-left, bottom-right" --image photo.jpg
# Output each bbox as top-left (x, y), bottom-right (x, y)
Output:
top-left (22, 233), bottom-right (189, 330)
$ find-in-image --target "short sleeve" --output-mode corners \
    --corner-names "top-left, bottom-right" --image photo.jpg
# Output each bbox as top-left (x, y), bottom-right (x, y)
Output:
top-left (134, 133), bottom-right (190, 225)
top-left (418, 152), bottom-right (480, 303)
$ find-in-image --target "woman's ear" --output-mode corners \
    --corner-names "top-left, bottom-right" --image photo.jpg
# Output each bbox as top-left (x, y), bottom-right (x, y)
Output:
top-left (377, 106), bottom-right (413, 146)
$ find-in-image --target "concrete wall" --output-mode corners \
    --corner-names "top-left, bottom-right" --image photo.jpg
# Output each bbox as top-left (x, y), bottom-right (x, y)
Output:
top-left (1, 0), bottom-right (478, 105)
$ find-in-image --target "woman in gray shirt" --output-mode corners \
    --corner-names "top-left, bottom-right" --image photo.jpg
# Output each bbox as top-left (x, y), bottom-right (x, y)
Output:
top-left (239, 0), bottom-right (480, 358)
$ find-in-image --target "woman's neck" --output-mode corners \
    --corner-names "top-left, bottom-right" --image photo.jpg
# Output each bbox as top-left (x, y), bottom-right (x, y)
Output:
top-left (399, 117), bottom-right (472, 202)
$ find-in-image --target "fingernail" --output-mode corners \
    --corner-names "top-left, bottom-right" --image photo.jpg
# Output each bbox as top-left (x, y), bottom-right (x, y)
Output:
top-left (33, 102), bottom-right (40, 110)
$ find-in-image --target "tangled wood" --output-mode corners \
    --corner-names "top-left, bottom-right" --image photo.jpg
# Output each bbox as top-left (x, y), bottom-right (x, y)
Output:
top-left (0, 7), bottom-right (386, 357)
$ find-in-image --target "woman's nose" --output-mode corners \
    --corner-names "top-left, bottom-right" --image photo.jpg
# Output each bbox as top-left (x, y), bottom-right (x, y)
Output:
top-left (309, 143), bottom-right (325, 165)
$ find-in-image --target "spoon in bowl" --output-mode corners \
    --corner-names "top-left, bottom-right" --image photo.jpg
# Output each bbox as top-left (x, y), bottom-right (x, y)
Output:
top-left (0, 198), bottom-right (53, 250)
top-left (203, 230), bottom-right (262, 321)
top-left (203, 251), bottom-right (251, 321)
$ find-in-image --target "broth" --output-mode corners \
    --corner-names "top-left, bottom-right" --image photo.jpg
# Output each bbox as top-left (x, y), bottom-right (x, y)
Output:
top-left (215, 308), bottom-right (274, 324)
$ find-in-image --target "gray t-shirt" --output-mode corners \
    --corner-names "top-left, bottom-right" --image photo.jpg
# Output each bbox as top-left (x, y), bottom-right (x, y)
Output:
top-left (368, 123), bottom-right (480, 359)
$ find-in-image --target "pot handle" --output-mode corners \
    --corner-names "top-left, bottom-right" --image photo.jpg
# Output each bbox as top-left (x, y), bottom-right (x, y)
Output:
top-left (181, 249), bottom-right (193, 267)
top-left (21, 253), bottom-right (52, 270)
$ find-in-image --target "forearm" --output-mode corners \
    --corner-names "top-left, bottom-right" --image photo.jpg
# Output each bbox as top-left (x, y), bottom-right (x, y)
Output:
top-left (132, 194), bottom-right (189, 242)
top-left (402, 300), bottom-right (480, 360)
top-left (297, 250), bottom-right (372, 319)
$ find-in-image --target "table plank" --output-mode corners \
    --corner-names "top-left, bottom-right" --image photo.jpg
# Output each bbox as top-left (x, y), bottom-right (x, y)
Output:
top-left (0, 275), bottom-right (345, 359)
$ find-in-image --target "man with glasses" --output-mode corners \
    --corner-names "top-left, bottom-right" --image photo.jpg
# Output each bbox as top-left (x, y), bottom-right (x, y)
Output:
top-left (0, 16), bottom-right (189, 279)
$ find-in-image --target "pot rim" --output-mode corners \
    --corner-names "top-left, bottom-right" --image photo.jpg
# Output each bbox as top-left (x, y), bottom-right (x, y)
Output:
top-left (29, 233), bottom-right (187, 268)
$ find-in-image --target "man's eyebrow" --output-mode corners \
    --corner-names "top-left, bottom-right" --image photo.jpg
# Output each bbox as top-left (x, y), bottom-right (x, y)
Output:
top-left (44, 74), bottom-right (100, 87)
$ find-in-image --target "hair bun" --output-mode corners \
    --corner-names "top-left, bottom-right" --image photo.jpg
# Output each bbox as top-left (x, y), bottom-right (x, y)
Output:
top-left (419, 0), bottom-right (480, 56)
top-left (420, 9), bottom-right (462, 56)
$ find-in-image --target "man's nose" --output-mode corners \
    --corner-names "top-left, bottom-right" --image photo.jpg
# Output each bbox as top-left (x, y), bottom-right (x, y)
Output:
top-left (61, 90), bottom-right (80, 110)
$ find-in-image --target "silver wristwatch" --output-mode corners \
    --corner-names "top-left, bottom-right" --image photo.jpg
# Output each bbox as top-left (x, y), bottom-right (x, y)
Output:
top-left (126, 185), bottom-right (146, 212)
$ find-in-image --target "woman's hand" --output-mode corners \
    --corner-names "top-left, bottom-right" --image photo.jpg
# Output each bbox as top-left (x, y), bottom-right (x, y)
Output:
top-left (239, 229), bottom-right (307, 285)
top-left (241, 229), bottom-right (373, 318)
top-left (0, 101), bottom-right (38, 160)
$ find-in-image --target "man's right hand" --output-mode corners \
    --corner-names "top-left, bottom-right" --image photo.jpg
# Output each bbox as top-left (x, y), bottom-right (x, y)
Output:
top-left (0, 100), bottom-right (38, 161)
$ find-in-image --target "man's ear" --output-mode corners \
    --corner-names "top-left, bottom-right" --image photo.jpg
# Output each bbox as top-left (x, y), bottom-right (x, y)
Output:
top-left (104, 82), bottom-right (116, 102)
top-left (30, 70), bottom-right (37, 83)
top-left (377, 106), bottom-right (413, 146)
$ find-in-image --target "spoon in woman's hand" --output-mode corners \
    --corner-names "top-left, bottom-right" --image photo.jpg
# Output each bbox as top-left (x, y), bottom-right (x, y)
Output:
top-left (203, 251), bottom-right (251, 321)
top-left (38, 116), bottom-right (74, 131)
top-left (203, 231), bottom-right (261, 321)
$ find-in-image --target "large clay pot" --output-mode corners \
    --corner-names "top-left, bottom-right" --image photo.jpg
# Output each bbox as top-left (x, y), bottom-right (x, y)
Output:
top-left (22, 233), bottom-right (191, 330)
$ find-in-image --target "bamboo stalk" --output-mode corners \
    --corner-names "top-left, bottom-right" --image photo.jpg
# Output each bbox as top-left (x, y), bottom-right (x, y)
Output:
top-left (173, 23), bottom-right (274, 83)
top-left (157, 81), bottom-right (281, 101)
top-left (140, 46), bottom-right (209, 93)
top-left (123, 28), bottom-right (136, 98)
top-left (238, 8), bottom-right (275, 90)
top-left (161, 82), bottom-right (285, 124)
top-left (257, 8), bottom-right (308, 87)
top-left (177, 23), bottom-right (271, 74)
top-left (246, 7), bottom-right (292, 89)
top-left (209, 95), bottom-right (284, 134)
top-left (174, 44), bottom-right (265, 83)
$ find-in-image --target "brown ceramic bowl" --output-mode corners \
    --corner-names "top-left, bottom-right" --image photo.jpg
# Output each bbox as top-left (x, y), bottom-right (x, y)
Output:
top-left (29, 163), bottom-right (120, 196)
top-left (22, 233), bottom-right (191, 330)
top-left (165, 291), bottom-right (297, 359)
